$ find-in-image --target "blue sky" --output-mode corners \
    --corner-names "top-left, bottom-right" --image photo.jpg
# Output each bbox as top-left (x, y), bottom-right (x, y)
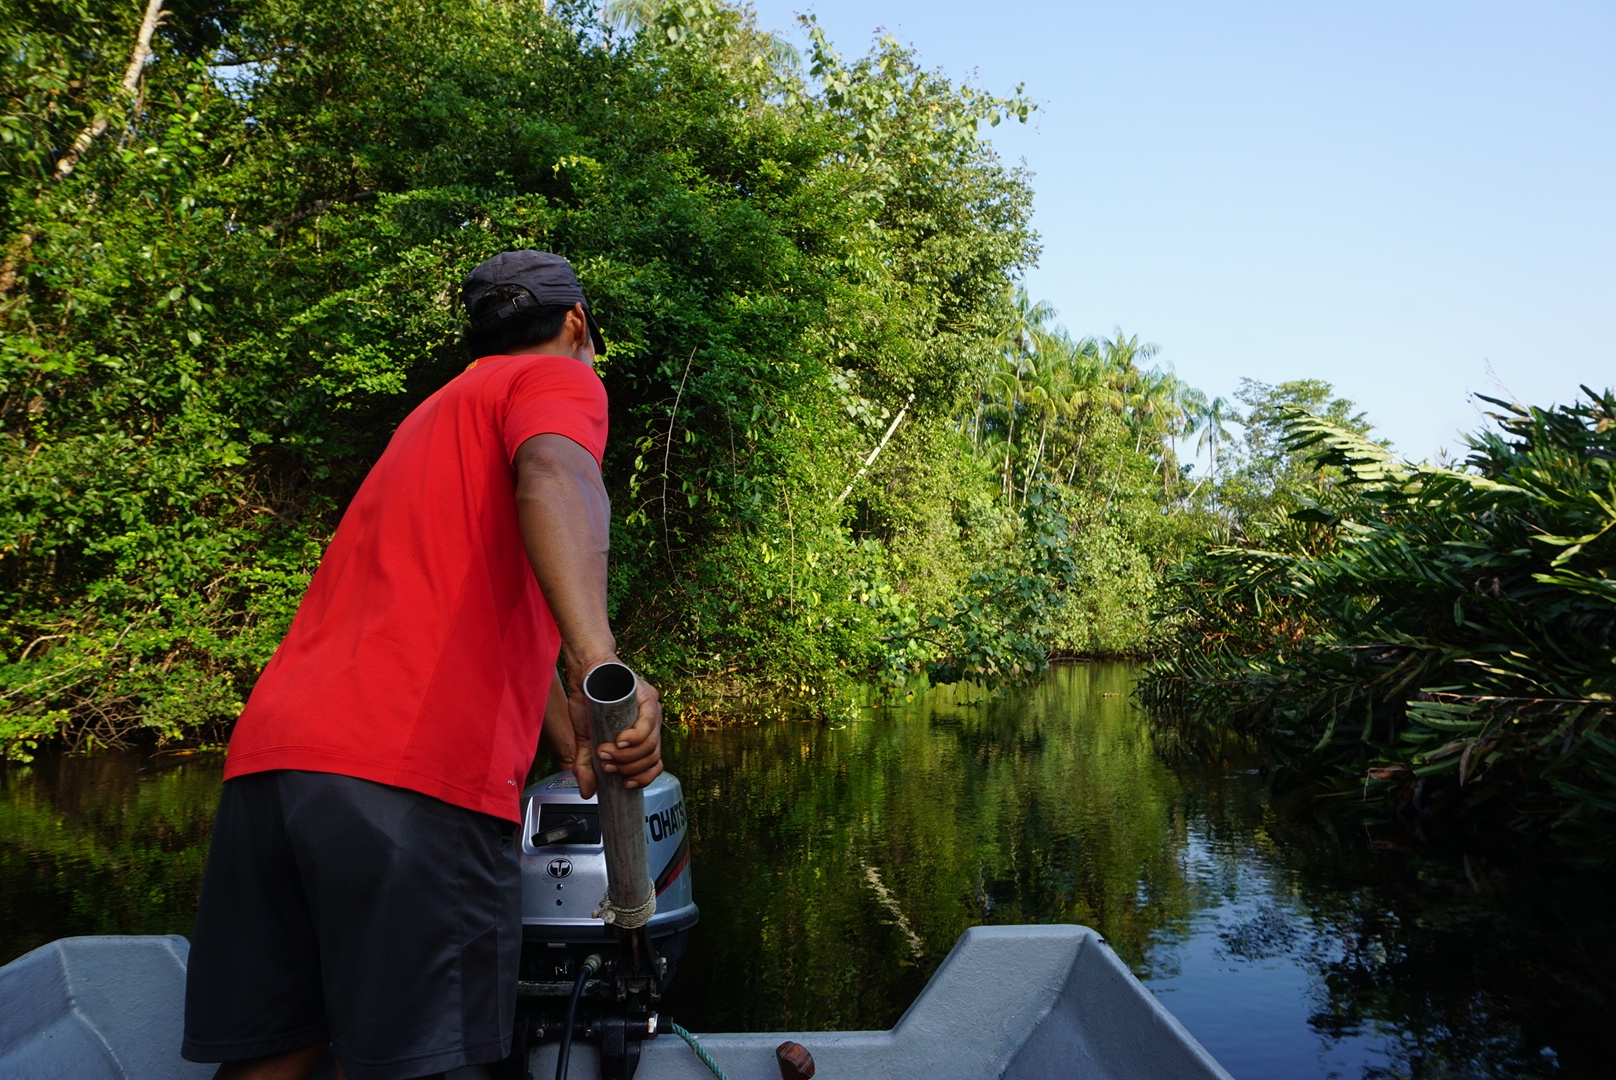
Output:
top-left (746, 0), bottom-right (1615, 463)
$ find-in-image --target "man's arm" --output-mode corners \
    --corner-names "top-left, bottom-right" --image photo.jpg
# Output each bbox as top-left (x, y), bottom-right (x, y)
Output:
top-left (515, 432), bottom-right (662, 798)
top-left (542, 673), bottom-right (576, 764)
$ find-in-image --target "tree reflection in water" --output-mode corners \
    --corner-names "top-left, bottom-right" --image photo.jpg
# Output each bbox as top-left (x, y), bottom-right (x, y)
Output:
top-left (0, 750), bottom-right (218, 958)
top-left (2, 664), bottom-right (1612, 1079)
top-left (660, 665), bottom-right (1615, 1079)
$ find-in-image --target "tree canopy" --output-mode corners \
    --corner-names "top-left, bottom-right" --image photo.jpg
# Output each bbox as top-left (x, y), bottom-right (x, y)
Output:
top-left (1, 0), bottom-right (1209, 755)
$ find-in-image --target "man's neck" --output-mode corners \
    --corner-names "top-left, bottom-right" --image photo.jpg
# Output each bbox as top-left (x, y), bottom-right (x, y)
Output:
top-left (506, 338), bottom-right (570, 357)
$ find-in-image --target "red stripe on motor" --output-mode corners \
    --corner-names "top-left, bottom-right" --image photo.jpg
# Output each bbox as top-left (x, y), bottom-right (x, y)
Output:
top-left (655, 849), bottom-right (690, 896)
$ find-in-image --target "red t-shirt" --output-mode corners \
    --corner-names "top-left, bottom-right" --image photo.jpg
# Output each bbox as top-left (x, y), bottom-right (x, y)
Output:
top-left (224, 354), bottom-right (608, 821)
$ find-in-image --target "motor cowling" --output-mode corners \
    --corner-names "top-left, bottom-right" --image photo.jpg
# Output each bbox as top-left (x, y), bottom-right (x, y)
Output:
top-left (500, 771), bottom-right (698, 1080)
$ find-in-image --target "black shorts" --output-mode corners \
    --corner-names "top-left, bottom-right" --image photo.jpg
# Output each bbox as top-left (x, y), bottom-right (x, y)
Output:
top-left (181, 770), bottom-right (521, 1080)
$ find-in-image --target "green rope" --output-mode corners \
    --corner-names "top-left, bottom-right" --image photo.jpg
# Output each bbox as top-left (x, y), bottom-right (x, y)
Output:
top-left (669, 1021), bottom-right (733, 1080)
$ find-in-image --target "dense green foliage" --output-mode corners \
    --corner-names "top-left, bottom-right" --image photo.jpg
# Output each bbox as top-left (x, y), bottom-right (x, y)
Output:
top-left (0, 0), bottom-right (1207, 755)
top-left (1142, 388), bottom-right (1616, 841)
top-left (953, 301), bottom-right (1215, 660)
top-left (1210, 376), bottom-right (1373, 534)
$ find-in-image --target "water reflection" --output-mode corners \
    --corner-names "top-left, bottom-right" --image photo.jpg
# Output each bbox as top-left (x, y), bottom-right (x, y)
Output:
top-left (2, 664), bottom-right (1613, 1079)
top-left (657, 663), bottom-right (1197, 1034)
top-left (0, 751), bottom-right (219, 958)
top-left (658, 664), bottom-right (1615, 1078)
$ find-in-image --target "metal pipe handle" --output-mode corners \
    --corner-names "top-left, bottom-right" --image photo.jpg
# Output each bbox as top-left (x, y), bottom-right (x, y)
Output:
top-left (583, 661), bottom-right (651, 914)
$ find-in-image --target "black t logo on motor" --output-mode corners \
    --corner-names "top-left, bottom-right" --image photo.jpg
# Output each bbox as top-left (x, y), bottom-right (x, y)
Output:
top-left (547, 858), bottom-right (573, 879)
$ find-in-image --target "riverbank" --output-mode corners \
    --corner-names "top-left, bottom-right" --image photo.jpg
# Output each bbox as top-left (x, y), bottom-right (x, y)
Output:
top-left (2, 0), bottom-right (1220, 761)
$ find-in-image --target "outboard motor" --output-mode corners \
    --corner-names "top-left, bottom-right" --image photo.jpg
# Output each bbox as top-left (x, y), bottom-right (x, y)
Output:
top-left (501, 768), bottom-right (698, 1080)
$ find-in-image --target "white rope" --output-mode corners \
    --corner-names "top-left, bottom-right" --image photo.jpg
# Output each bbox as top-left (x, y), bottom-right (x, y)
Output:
top-left (593, 883), bottom-right (656, 929)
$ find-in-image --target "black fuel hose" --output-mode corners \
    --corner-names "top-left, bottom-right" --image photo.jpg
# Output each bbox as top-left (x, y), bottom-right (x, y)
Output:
top-left (555, 953), bottom-right (601, 1080)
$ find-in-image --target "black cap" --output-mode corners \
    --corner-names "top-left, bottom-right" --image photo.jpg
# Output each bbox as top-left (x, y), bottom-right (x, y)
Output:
top-left (462, 250), bottom-right (606, 356)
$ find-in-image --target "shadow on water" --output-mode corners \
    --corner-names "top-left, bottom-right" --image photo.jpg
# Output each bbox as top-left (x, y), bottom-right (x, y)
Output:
top-left (3, 663), bottom-right (1614, 1079)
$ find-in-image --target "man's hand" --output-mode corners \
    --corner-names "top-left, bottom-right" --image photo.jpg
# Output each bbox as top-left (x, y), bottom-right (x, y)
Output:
top-left (564, 664), bottom-right (663, 798)
top-left (543, 675), bottom-right (593, 792)
top-left (543, 665), bottom-right (664, 799)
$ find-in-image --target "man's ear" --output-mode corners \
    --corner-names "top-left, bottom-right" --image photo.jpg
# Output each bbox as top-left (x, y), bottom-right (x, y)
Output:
top-left (569, 303), bottom-right (594, 360)
top-left (571, 303), bottom-right (590, 348)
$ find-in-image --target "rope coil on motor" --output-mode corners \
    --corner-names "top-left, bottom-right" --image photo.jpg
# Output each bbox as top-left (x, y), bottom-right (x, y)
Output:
top-left (593, 882), bottom-right (657, 928)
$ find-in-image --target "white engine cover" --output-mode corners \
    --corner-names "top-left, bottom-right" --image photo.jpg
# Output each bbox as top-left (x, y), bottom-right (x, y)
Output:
top-left (518, 771), bottom-right (697, 940)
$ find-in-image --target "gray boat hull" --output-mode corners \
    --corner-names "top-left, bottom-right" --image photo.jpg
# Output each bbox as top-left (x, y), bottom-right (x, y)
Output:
top-left (0, 934), bottom-right (205, 1080)
top-left (0, 926), bottom-right (1231, 1080)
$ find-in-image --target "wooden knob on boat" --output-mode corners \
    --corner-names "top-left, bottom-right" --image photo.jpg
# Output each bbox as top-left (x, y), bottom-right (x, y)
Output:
top-left (776, 1040), bottom-right (816, 1079)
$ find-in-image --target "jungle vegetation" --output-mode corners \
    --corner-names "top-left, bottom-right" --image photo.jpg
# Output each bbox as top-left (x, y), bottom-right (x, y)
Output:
top-left (5, 0), bottom-right (1610, 849)
top-left (0, 0), bottom-right (1213, 756)
top-left (1142, 388), bottom-right (1616, 841)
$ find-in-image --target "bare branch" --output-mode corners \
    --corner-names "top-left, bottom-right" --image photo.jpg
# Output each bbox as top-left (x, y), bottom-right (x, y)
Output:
top-left (834, 391), bottom-right (915, 507)
top-left (53, 0), bottom-right (168, 180)
top-left (263, 190), bottom-right (378, 234)
top-left (661, 345), bottom-right (698, 570)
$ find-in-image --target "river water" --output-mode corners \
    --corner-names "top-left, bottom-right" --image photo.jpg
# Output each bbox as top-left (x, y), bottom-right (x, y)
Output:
top-left (2, 663), bottom-right (1612, 1078)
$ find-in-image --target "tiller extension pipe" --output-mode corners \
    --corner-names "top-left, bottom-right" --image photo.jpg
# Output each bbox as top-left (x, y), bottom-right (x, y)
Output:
top-left (583, 662), bottom-right (656, 929)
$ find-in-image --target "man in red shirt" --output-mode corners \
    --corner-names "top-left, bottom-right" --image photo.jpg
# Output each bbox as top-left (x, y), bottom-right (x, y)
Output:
top-left (181, 251), bottom-right (662, 1080)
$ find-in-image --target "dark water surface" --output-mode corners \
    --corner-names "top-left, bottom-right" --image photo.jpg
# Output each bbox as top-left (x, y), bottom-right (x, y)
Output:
top-left (3, 664), bottom-right (1613, 1078)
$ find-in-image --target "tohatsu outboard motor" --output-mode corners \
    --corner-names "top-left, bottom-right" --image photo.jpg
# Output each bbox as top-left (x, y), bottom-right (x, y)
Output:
top-left (496, 768), bottom-right (698, 1080)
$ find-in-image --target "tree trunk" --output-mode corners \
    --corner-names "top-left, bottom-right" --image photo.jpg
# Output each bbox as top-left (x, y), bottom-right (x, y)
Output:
top-left (1026, 415), bottom-right (1048, 505)
top-left (1002, 414), bottom-right (1015, 504)
top-left (1103, 450), bottom-right (1126, 511)
top-left (1066, 430), bottom-right (1086, 486)
top-left (834, 392), bottom-right (914, 507)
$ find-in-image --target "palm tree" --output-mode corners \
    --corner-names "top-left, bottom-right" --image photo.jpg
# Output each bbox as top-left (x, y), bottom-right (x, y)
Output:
top-left (1142, 372), bottom-right (1204, 494)
top-left (977, 288), bottom-right (1065, 503)
top-left (1194, 395), bottom-right (1237, 477)
top-left (1059, 336), bottom-right (1105, 480)
top-left (1003, 286), bottom-right (1057, 358)
top-left (1097, 330), bottom-right (1161, 382)
top-left (1133, 369), bottom-right (1180, 453)
top-left (1089, 330), bottom-right (1164, 505)
top-left (1174, 384), bottom-right (1208, 459)
top-left (981, 356), bottom-right (1028, 503)
top-left (1017, 331), bottom-right (1081, 500)
top-left (973, 286), bottom-right (1054, 455)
